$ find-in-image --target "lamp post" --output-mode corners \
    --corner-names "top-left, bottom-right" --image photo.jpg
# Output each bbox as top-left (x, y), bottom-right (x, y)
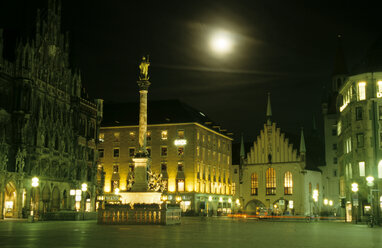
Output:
top-left (351, 182), bottom-right (359, 224)
top-left (312, 189), bottom-right (318, 217)
top-left (29, 177), bottom-right (39, 222)
top-left (366, 176), bottom-right (375, 219)
top-left (81, 183), bottom-right (87, 220)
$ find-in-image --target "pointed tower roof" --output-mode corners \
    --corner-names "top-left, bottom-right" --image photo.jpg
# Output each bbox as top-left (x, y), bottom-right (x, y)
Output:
top-left (240, 134), bottom-right (245, 158)
top-left (332, 34), bottom-right (348, 76)
top-left (300, 127), bottom-right (306, 153)
top-left (266, 92), bottom-right (272, 125)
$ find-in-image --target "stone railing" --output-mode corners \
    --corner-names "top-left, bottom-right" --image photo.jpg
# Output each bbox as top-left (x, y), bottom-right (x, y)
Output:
top-left (98, 204), bottom-right (181, 225)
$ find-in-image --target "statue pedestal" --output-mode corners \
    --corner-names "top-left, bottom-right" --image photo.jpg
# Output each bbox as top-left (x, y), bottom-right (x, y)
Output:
top-left (118, 192), bottom-right (162, 205)
top-left (131, 156), bottom-right (149, 192)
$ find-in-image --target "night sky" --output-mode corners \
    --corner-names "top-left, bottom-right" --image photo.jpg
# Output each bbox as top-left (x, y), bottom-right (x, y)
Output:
top-left (1, 0), bottom-right (381, 142)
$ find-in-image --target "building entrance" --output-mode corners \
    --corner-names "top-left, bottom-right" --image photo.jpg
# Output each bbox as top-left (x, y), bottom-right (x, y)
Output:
top-left (4, 182), bottom-right (17, 218)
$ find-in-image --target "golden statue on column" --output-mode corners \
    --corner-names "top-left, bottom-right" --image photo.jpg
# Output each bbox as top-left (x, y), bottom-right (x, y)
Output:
top-left (139, 56), bottom-right (150, 81)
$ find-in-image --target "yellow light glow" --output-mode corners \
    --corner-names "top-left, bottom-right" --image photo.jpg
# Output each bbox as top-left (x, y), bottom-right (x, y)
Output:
top-left (208, 196), bottom-right (213, 202)
top-left (81, 183), bottom-right (88, 192)
top-left (219, 197), bottom-right (223, 202)
top-left (324, 199), bottom-right (328, 205)
top-left (351, 183), bottom-right (358, 192)
top-left (235, 199), bottom-right (240, 205)
top-left (378, 81), bottom-right (382, 98)
top-left (210, 32), bottom-right (232, 54)
top-left (358, 82), bottom-right (366, 100)
top-left (366, 176), bottom-right (374, 183)
top-left (31, 177), bottom-right (39, 187)
top-left (104, 185), bottom-right (111, 193)
top-left (174, 139), bottom-right (187, 146)
top-left (114, 188), bottom-right (120, 194)
top-left (70, 189), bottom-right (76, 196)
top-left (168, 183), bottom-right (175, 193)
top-left (228, 198), bottom-right (232, 203)
top-left (274, 204), bottom-right (277, 208)
top-left (186, 183), bottom-right (193, 192)
top-left (329, 200), bottom-right (333, 206)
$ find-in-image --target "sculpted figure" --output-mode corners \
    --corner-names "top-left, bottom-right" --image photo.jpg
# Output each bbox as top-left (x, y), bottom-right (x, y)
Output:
top-left (139, 56), bottom-right (150, 80)
top-left (15, 148), bottom-right (26, 173)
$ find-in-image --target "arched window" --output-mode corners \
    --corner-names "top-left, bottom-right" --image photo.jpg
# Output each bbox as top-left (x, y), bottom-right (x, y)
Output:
top-left (284, 171), bottom-right (293, 195)
top-left (251, 173), bottom-right (258, 195)
top-left (266, 168), bottom-right (276, 195)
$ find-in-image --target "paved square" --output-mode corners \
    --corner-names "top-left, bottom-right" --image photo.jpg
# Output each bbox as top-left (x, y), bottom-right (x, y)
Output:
top-left (0, 218), bottom-right (381, 248)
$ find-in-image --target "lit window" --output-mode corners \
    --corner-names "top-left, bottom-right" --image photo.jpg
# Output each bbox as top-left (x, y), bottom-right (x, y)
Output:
top-left (177, 179), bottom-right (185, 192)
top-left (358, 82), bottom-right (366, 101)
top-left (146, 131), bottom-right (151, 141)
top-left (345, 137), bottom-right (352, 153)
top-left (161, 130), bottom-right (168, 140)
top-left (251, 173), bottom-right (258, 195)
top-left (284, 171), bottom-right (293, 195)
top-left (337, 121), bottom-right (342, 136)
top-left (113, 165), bottom-right (119, 173)
top-left (113, 148), bottom-right (120, 158)
top-left (378, 161), bottom-right (382, 179)
top-left (232, 182), bottom-right (236, 195)
top-left (177, 161), bottom-right (183, 171)
top-left (359, 161), bottom-right (365, 177)
top-left (266, 168), bottom-right (276, 195)
top-left (178, 130), bottom-right (185, 139)
top-left (196, 146), bottom-right (200, 157)
top-left (161, 146), bottom-right (167, 156)
top-left (377, 81), bottom-right (382, 98)
top-left (114, 132), bottom-right (120, 141)
top-left (379, 106), bottom-right (382, 120)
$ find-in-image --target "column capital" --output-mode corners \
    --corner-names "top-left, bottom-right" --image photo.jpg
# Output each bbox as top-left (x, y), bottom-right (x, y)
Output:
top-left (137, 80), bottom-right (151, 91)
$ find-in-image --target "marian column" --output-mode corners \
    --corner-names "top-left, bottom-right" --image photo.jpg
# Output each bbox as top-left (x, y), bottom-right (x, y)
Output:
top-left (132, 56), bottom-right (151, 192)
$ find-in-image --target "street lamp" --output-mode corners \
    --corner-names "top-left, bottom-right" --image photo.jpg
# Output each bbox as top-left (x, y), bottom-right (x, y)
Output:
top-left (29, 177), bottom-right (39, 222)
top-left (81, 183), bottom-right (87, 220)
top-left (366, 176), bottom-right (375, 218)
top-left (351, 183), bottom-right (359, 223)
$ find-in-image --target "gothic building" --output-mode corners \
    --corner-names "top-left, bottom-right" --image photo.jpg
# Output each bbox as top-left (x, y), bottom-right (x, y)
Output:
top-left (0, 0), bottom-right (103, 219)
top-left (232, 94), bottom-right (323, 216)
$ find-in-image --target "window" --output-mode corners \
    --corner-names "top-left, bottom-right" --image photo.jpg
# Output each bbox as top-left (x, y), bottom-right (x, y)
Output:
top-left (129, 131), bottom-right (135, 140)
top-left (178, 146), bottom-right (184, 156)
top-left (345, 137), bottom-right (352, 153)
top-left (284, 171), bottom-right (293, 195)
top-left (98, 149), bottom-right (104, 158)
top-left (359, 161), bottom-right (365, 177)
top-left (197, 146), bottom-right (200, 157)
top-left (232, 182), bottom-right (236, 195)
top-left (356, 107), bottom-right (363, 120)
top-left (99, 133), bottom-right (105, 143)
top-left (234, 168), bottom-right (238, 174)
top-left (332, 128), bottom-right (336, 136)
top-left (266, 168), bottom-right (276, 195)
top-left (146, 131), bottom-right (151, 141)
top-left (377, 81), bottom-right (382, 98)
top-left (358, 82), bottom-right (366, 101)
top-left (251, 173), bottom-right (258, 195)
top-left (333, 157), bottom-right (337, 164)
top-left (114, 132), bottom-right (120, 141)
top-left (346, 163), bottom-right (353, 179)
top-left (177, 179), bottom-right (185, 192)
top-left (111, 180), bottom-right (119, 192)
top-left (197, 132), bottom-right (200, 140)
top-left (378, 160), bottom-right (382, 179)
top-left (161, 130), bottom-right (168, 140)
top-left (178, 161), bottom-right (184, 171)
top-left (379, 106), bottom-right (382, 120)
top-left (337, 121), bottom-right (342, 136)
top-left (357, 133), bottom-right (364, 148)
top-left (333, 169), bottom-right (337, 177)
top-left (178, 130), bottom-right (185, 139)
top-left (332, 144), bottom-right (337, 150)
top-left (113, 148), bottom-right (120, 158)
top-left (129, 148), bottom-right (135, 157)
top-left (113, 165), bottom-right (119, 173)
top-left (161, 146), bottom-right (167, 156)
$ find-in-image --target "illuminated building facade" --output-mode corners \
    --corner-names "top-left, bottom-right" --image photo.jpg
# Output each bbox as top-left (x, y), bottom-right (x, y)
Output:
top-left (0, 1), bottom-right (103, 219)
top-left (99, 100), bottom-right (233, 214)
top-left (337, 38), bottom-right (382, 222)
top-left (232, 94), bottom-right (322, 216)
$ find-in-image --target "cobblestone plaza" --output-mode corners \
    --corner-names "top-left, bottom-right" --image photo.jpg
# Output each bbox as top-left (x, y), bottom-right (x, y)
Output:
top-left (1, 218), bottom-right (381, 248)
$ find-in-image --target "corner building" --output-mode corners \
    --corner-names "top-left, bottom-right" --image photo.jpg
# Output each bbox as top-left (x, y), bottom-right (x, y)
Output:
top-left (0, 1), bottom-right (103, 219)
top-left (99, 100), bottom-right (233, 214)
top-left (337, 38), bottom-right (382, 222)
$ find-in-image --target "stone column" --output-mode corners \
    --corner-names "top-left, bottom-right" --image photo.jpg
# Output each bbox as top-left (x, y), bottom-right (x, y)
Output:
top-left (131, 157), bottom-right (149, 192)
top-left (137, 80), bottom-right (150, 152)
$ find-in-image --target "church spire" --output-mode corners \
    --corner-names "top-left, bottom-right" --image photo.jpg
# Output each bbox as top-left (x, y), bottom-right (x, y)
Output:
top-left (300, 127), bottom-right (306, 154)
top-left (332, 34), bottom-right (348, 92)
top-left (240, 133), bottom-right (245, 158)
top-left (266, 92), bottom-right (272, 125)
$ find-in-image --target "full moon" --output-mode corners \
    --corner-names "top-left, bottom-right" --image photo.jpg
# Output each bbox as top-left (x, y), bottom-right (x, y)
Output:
top-left (210, 32), bottom-right (232, 54)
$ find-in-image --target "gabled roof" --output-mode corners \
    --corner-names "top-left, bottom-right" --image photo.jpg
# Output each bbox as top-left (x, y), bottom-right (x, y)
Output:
top-left (102, 99), bottom-right (232, 137)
